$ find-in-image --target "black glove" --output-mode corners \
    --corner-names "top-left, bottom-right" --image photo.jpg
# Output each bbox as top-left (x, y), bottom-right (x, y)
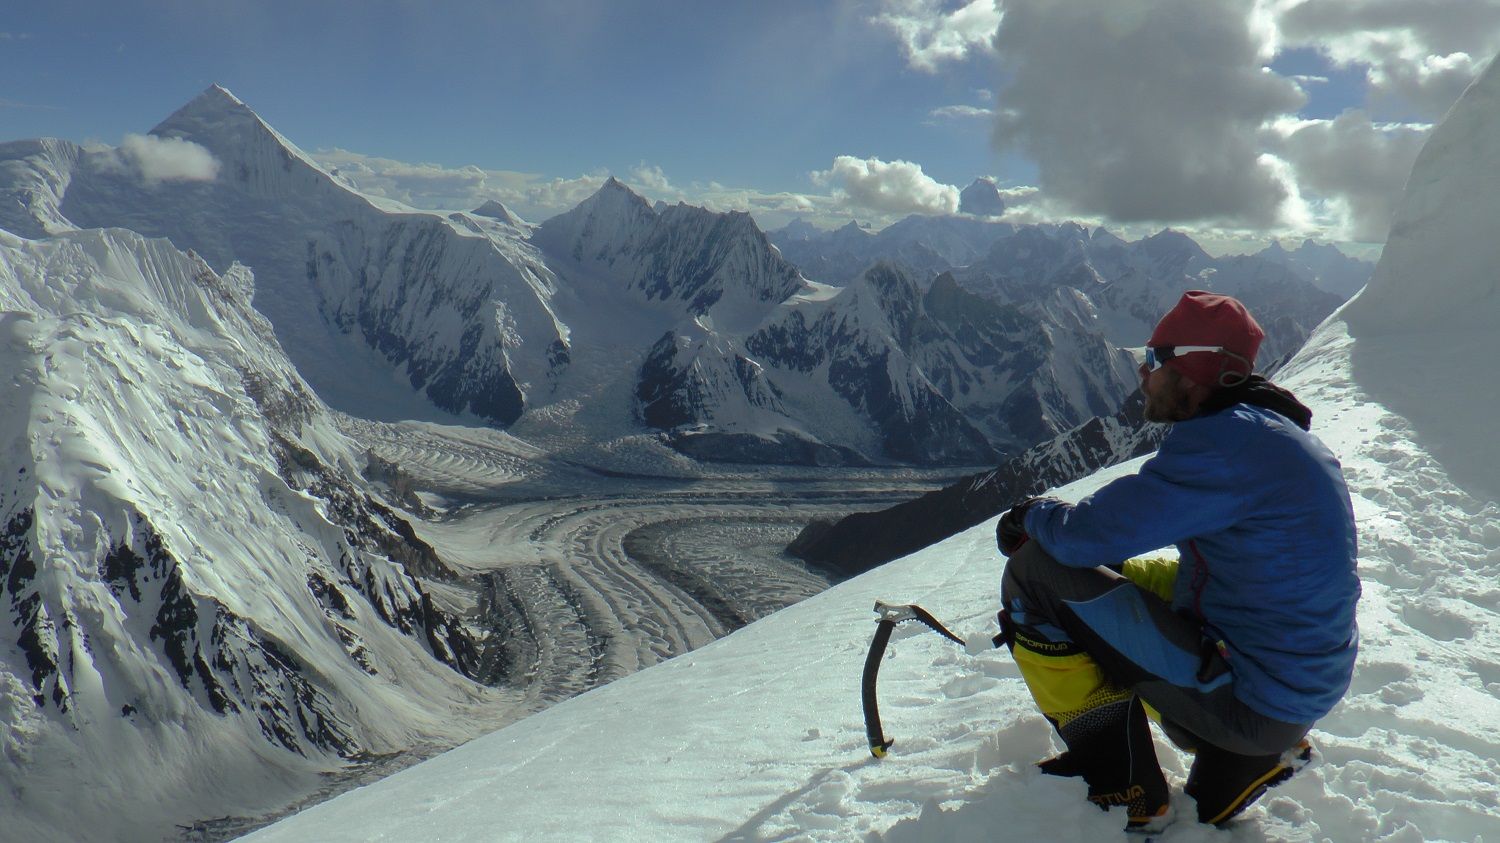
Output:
top-left (996, 496), bottom-right (1064, 556)
top-left (996, 499), bottom-right (1037, 556)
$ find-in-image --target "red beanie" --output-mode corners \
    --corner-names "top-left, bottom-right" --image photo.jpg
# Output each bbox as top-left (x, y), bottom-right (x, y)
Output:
top-left (1147, 291), bottom-right (1264, 387)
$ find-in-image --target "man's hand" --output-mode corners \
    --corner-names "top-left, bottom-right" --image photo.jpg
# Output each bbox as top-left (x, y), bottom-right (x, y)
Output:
top-left (996, 499), bottom-right (1037, 556)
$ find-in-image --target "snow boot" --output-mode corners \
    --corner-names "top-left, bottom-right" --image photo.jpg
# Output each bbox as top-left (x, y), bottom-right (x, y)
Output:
top-left (1009, 629), bottom-right (1171, 829)
top-left (1047, 695), bottom-right (1172, 830)
top-left (1185, 738), bottom-right (1313, 825)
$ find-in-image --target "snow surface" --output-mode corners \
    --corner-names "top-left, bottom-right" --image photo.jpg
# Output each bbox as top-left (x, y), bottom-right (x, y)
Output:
top-left (0, 226), bottom-right (513, 841)
top-left (246, 56), bottom-right (1500, 843)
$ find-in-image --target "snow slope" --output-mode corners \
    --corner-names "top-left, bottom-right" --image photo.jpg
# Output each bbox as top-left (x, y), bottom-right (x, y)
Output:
top-left (248, 52), bottom-right (1500, 843)
top-left (0, 228), bottom-right (506, 841)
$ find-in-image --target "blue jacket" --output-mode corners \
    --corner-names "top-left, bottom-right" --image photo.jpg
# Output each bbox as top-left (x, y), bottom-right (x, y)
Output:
top-left (1024, 403), bottom-right (1360, 724)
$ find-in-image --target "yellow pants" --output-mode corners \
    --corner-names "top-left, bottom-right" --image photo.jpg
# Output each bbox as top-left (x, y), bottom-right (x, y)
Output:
top-left (1011, 557), bottom-right (1177, 728)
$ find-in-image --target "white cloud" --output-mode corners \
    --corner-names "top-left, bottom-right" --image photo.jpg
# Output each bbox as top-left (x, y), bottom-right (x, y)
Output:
top-left (119, 134), bottom-right (220, 184)
top-left (990, 0), bottom-right (1305, 227)
top-left (309, 149), bottom-right (844, 230)
top-left (521, 173), bottom-right (613, 213)
top-left (873, 0), bottom-right (1002, 72)
top-left (929, 104), bottom-right (994, 120)
top-left (1265, 111), bottom-right (1430, 242)
top-left (315, 148), bottom-right (542, 212)
top-left (811, 155), bottom-right (960, 216)
top-left (1276, 0), bottom-right (1500, 119)
top-left (629, 162), bottom-right (675, 194)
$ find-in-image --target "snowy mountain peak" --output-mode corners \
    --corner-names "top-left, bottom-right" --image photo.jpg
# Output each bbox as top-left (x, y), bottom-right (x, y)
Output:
top-left (1091, 226), bottom-right (1126, 247)
top-left (1138, 228), bottom-right (1210, 271)
top-left (595, 175), bottom-right (653, 208)
top-left (537, 176), bottom-right (658, 259)
top-left (829, 220), bottom-right (873, 248)
top-left (152, 83), bottom-right (269, 140)
top-left (1254, 238), bottom-right (1374, 300)
top-left (205, 82), bottom-right (248, 108)
top-left (774, 217), bottom-right (823, 241)
top-left (959, 178), bottom-right (1006, 216)
top-left (471, 199), bottom-right (523, 225)
top-left (1141, 227), bottom-right (1203, 253)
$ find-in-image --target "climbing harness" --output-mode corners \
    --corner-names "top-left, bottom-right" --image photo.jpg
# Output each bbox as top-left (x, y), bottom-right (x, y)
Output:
top-left (861, 600), bottom-right (978, 758)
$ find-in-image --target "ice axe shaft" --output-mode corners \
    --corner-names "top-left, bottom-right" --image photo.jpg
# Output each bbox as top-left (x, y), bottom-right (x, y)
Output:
top-left (861, 601), bottom-right (968, 758)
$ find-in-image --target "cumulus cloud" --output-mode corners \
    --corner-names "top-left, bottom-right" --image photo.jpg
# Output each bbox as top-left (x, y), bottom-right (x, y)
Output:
top-left (315, 148), bottom-right (552, 213)
top-left (1276, 0), bottom-right (1500, 119)
top-left (991, 0), bottom-right (1305, 227)
top-left (1266, 111), bottom-right (1430, 242)
top-left (874, 0), bottom-right (1001, 72)
top-left (812, 155), bottom-right (961, 216)
top-left (629, 162), bottom-right (675, 194)
top-left (521, 173), bottom-right (613, 213)
top-left (120, 134), bottom-right (220, 184)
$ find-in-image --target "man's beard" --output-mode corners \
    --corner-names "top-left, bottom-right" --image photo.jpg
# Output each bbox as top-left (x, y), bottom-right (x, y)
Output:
top-left (1143, 385), bottom-right (1197, 423)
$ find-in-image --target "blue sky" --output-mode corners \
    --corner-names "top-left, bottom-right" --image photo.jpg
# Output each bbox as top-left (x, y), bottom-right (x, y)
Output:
top-left (4, 1), bottom-right (1499, 251)
top-left (2, 3), bottom-right (1009, 189)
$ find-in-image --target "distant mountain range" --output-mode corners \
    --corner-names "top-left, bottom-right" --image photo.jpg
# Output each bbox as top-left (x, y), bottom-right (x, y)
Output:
top-left (769, 219), bottom-right (1364, 363)
top-left (1, 86), bottom-right (1367, 470)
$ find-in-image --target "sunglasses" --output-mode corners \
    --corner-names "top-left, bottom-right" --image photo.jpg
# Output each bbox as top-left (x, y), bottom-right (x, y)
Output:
top-left (1142, 345), bottom-right (1231, 371)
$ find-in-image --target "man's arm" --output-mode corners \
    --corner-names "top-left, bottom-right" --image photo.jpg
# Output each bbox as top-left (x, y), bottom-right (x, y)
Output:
top-left (1023, 423), bottom-right (1254, 567)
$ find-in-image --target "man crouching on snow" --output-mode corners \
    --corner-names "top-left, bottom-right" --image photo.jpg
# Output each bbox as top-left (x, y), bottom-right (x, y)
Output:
top-left (995, 291), bottom-right (1359, 831)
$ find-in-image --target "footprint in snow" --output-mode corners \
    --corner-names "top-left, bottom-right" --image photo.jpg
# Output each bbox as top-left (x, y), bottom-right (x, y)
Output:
top-left (1379, 681), bottom-right (1425, 706)
top-left (1401, 602), bottom-right (1477, 642)
top-left (1467, 659), bottom-right (1500, 699)
top-left (941, 673), bottom-right (999, 699)
top-left (1350, 662), bottom-right (1413, 697)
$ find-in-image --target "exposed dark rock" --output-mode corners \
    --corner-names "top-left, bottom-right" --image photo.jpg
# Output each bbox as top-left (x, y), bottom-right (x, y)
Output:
top-left (636, 332), bottom-right (700, 430)
top-left (239, 367), bottom-right (318, 434)
top-left (666, 430), bottom-right (871, 467)
top-left (362, 450), bottom-right (435, 518)
top-left (475, 571), bottom-right (536, 686)
top-left (2, 508), bottom-right (61, 709)
top-left (788, 393), bottom-right (1165, 575)
top-left (267, 431), bottom-right (479, 677)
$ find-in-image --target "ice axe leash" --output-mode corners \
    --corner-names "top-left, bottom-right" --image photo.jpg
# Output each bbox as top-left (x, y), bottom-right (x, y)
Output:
top-left (861, 600), bottom-right (982, 758)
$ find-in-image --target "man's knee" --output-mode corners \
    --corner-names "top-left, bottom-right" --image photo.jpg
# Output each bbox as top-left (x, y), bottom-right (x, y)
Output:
top-left (1000, 537), bottom-right (1057, 604)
